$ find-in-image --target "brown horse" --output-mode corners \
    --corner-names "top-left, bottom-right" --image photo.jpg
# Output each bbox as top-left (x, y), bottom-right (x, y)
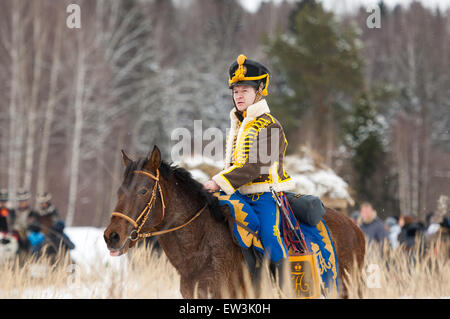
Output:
top-left (104, 146), bottom-right (365, 298)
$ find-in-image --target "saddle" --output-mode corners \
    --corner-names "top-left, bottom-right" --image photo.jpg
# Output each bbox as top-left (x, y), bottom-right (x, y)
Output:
top-left (223, 192), bottom-right (326, 244)
top-left (223, 192), bottom-right (329, 298)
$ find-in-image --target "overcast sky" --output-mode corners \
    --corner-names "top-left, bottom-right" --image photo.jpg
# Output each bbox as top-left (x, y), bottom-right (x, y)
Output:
top-left (237, 0), bottom-right (450, 14)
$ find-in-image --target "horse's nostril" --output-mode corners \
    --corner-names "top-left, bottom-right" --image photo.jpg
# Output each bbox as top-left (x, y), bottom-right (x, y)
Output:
top-left (109, 232), bottom-right (120, 245)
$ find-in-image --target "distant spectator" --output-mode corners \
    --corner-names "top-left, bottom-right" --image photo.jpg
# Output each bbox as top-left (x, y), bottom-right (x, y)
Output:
top-left (440, 215), bottom-right (450, 254)
top-left (426, 214), bottom-right (450, 259)
top-left (36, 192), bottom-right (60, 225)
top-left (385, 216), bottom-right (401, 249)
top-left (0, 232), bottom-right (19, 262)
top-left (12, 189), bottom-right (39, 252)
top-left (440, 214), bottom-right (450, 233)
top-left (27, 223), bottom-right (45, 254)
top-left (350, 211), bottom-right (360, 225)
top-left (0, 189), bottom-right (12, 233)
top-left (359, 202), bottom-right (387, 244)
top-left (426, 220), bottom-right (441, 238)
top-left (398, 214), bottom-right (426, 251)
top-left (425, 211), bottom-right (448, 239)
top-left (437, 214), bottom-right (450, 242)
top-left (425, 212), bottom-right (434, 228)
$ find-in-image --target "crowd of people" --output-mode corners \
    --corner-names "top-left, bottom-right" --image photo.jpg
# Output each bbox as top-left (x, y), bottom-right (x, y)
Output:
top-left (351, 201), bottom-right (450, 257)
top-left (0, 189), bottom-right (75, 260)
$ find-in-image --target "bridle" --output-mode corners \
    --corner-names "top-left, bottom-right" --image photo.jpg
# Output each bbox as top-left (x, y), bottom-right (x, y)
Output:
top-left (110, 169), bottom-right (207, 241)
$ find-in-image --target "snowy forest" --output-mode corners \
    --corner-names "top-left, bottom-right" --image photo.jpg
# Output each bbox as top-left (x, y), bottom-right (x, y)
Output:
top-left (0, 0), bottom-right (448, 227)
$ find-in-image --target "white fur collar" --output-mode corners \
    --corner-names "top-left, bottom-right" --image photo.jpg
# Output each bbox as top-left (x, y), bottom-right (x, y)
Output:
top-left (229, 99), bottom-right (270, 122)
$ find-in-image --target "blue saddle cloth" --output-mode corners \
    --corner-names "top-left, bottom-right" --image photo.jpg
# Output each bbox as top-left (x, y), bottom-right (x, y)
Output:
top-left (280, 193), bottom-right (339, 295)
top-left (296, 220), bottom-right (339, 295)
top-left (214, 190), bottom-right (339, 295)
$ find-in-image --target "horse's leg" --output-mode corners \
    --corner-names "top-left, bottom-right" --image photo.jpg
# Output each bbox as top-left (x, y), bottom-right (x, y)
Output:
top-left (179, 264), bottom-right (248, 299)
top-left (200, 255), bottom-right (247, 298)
top-left (223, 248), bottom-right (248, 298)
top-left (222, 266), bottom-right (247, 298)
top-left (323, 208), bottom-right (366, 298)
top-left (180, 273), bottom-right (218, 298)
top-left (179, 275), bottom-right (195, 299)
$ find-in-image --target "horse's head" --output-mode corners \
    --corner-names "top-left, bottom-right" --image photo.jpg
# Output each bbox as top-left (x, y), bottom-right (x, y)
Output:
top-left (104, 145), bottom-right (164, 256)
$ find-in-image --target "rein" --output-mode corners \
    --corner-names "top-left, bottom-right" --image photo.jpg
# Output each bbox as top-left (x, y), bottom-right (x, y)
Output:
top-left (111, 169), bottom-right (207, 241)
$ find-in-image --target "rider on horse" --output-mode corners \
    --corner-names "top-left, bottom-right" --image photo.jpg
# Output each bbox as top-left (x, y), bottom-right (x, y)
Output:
top-left (0, 189), bottom-right (13, 233)
top-left (11, 189), bottom-right (40, 252)
top-left (204, 54), bottom-right (295, 270)
top-left (36, 192), bottom-right (60, 225)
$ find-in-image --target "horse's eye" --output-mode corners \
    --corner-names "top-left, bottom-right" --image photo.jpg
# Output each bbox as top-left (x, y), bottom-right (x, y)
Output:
top-left (138, 188), bottom-right (147, 195)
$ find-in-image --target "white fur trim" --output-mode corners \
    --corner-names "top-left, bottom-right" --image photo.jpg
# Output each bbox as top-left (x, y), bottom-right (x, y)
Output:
top-left (246, 99), bottom-right (270, 118)
top-left (212, 172), bottom-right (235, 195)
top-left (224, 112), bottom-right (239, 170)
top-left (238, 178), bottom-right (295, 195)
top-left (237, 161), bottom-right (295, 195)
top-left (238, 179), bottom-right (295, 195)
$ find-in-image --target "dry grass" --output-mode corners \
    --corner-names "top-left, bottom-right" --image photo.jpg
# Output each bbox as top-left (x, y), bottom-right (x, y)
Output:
top-left (0, 239), bottom-right (448, 299)
top-left (0, 245), bottom-right (182, 299)
top-left (345, 238), bottom-right (450, 299)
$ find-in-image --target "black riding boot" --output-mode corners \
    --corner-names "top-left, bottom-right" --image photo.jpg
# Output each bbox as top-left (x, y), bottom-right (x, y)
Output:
top-left (241, 247), bottom-right (264, 295)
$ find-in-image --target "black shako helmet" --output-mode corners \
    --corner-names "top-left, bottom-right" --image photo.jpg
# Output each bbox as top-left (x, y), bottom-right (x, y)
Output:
top-left (228, 54), bottom-right (270, 96)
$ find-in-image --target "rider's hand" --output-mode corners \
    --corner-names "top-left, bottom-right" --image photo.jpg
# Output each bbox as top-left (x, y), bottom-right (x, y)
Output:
top-left (203, 180), bottom-right (220, 192)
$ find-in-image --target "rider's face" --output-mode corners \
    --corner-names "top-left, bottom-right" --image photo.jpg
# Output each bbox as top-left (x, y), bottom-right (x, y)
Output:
top-left (233, 85), bottom-right (257, 112)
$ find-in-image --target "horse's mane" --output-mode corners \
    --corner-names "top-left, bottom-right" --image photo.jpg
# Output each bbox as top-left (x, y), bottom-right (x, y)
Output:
top-left (159, 161), bottom-right (225, 223)
top-left (123, 158), bottom-right (225, 223)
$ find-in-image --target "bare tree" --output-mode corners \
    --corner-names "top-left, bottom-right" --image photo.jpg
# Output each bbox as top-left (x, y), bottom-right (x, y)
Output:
top-left (359, 2), bottom-right (450, 220)
top-left (36, 13), bottom-right (63, 195)
top-left (7, 0), bottom-right (23, 206)
top-left (23, 1), bottom-right (45, 191)
top-left (65, 34), bottom-right (86, 228)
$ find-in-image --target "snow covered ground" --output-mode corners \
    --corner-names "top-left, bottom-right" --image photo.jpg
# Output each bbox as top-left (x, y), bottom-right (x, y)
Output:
top-left (0, 227), bottom-right (182, 298)
top-left (65, 226), bottom-right (128, 273)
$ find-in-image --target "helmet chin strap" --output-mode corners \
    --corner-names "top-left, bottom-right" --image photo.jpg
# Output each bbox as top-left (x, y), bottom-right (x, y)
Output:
top-left (253, 82), bottom-right (265, 103)
top-left (253, 91), bottom-right (263, 104)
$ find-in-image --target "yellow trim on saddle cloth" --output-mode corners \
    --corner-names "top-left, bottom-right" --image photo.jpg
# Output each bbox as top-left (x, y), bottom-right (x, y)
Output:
top-left (315, 220), bottom-right (338, 294)
top-left (215, 192), bottom-right (263, 251)
top-left (284, 219), bottom-right (337, 298)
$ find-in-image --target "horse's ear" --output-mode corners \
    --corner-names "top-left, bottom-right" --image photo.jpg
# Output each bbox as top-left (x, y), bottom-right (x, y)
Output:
top-left (121, 150), bottom-right (133, 167)
top-left (145, 145), bottom-right (161, 172)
